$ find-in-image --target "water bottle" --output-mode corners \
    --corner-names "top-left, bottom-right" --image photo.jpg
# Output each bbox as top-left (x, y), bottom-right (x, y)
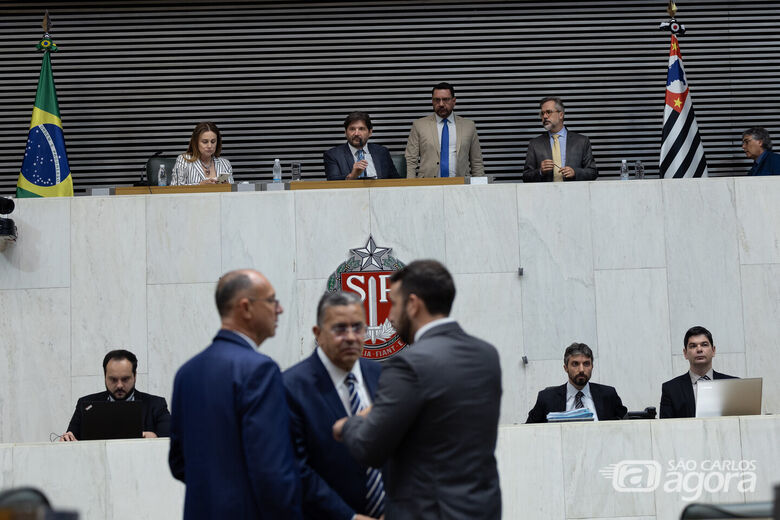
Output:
top-left (620, 159), bottom-right (629, 181)
top-left (634, 160), bottom-right (645, 180)
top-left (272, 159), bottom-right (282, 183)
top-left (158, 164), bottom-right (167, 186)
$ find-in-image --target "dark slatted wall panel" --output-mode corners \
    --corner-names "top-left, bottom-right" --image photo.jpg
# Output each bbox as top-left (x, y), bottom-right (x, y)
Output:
top-left (1, 0), bottom-right (779, 194)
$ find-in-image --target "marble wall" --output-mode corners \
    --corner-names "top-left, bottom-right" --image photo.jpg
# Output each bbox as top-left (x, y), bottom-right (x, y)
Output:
top-left (1, 416), bottom-right (777, 520)
top-left (0, 178), bottom-right (779, 444)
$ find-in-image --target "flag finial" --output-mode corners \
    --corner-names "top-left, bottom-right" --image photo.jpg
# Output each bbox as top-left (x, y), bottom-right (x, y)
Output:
top-left (667, 1), bottom-right (677, 17)
top-left (659, 2), bottom-right (686, 36)
top-left (37, 10), bottom-right (58, 52)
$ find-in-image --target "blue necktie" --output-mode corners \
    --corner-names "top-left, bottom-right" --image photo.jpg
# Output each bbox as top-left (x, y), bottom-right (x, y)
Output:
top-left (440, 118), bottom-right (449, 177)
top-left (357, 149), bottom-right (365, 178)
top-left (345, 373), bottom-right (385, 517)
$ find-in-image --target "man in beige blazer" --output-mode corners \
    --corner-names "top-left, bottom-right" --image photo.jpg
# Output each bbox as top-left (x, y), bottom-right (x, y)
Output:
top-left (405, 82), bottom-right (485, 178)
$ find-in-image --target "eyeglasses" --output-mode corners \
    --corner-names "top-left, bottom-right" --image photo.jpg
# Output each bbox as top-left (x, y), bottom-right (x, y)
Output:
top-left (540, 110), bottom-right (561, 117)
top-left (742, 138), bottom-right (755, 145)
top-left (330, 324), bottom-right (367, 337)
top-left (432, 97), bottom-right (453, 104)
top-left (248, 296), bottom-right (281, 308)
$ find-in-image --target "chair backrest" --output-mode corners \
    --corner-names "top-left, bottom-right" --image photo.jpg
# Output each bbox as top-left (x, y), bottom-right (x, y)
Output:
top-left (145, 155), bottom-right (178, 186)
top-left (0, 486), bottom-right (50, 510)
top-left (626, 406), bottom-right (657, 419)
top-left (391, 153), bottom-right (406, 178)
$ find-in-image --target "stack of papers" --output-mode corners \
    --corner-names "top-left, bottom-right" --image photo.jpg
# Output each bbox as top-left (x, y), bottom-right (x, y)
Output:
top-left (546, 408), bottom-right (594, 422)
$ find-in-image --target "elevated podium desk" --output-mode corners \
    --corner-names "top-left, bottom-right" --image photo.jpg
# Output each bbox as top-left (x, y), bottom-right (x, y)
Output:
top-left (288, 177), bottom-right (471, 190)
top-left (113, 184), bottom-right (231, 195)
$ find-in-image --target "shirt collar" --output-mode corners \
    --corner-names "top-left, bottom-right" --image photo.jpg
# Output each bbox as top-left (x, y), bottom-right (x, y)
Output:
top-left (107, 390), bottom-right (136, 402)
top-left (566, 381), bottom-right (591, 400)
top-left (689, 368), bottom-right (714, 385)
top-left (347, 142), bottom-right (367, 156)
top-left (232, 330), bottom-right (261, 350)
top-left (316, 346), bottom-right (364, 389)
top-left (435, 112), bottom-right (455, 124)
top-left (548, 126), bottom-right (568, 139)
top-left (413, 316), bottom-right (457, 343)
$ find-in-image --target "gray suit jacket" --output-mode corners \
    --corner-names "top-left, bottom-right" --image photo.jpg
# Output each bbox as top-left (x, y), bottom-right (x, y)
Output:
top-left (522, 129), bottom-right (598, 182)
top-left (405, 114), bottom-right (485, 178)
top-left (341, 321), bottom-right (502, 520)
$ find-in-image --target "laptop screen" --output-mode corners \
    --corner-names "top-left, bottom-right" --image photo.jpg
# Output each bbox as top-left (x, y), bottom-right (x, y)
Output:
top-left (695, 377), bottom-right (763, 418)
top-left (80, 401), bottom-right (143, 440)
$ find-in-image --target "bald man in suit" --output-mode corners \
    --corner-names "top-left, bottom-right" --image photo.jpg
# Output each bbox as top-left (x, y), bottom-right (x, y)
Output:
top-left (405, 82), bottom-right (484, 178)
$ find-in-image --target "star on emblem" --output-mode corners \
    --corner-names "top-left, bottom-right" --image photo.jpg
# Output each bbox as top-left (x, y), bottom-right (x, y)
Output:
top-left (673, 98), bottom-right (682, 108)
top-left (351, 235), bottom-right (390, 271)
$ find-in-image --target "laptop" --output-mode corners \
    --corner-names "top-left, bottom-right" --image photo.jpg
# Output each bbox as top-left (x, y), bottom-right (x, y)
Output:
top-left (80, 401), bottom-right (143, 440)
top-left (695, 377), bottom-right (763, 418)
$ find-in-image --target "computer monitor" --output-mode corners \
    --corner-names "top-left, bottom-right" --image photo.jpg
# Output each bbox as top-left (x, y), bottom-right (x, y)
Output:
top-left (695, 377), bottom-right (763, 418)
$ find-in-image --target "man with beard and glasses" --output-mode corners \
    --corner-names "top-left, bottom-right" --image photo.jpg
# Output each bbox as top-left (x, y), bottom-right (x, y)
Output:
top-left (60, 349), bottom-right (171, 441)
top-left (522, 96), bottom-right (598, 182)
top-left (405, 82), bottom-right (485, 178)
top-left (324, 111), bottom-right (400, 180)
top-left (526, 343), bottom-right (627, 423)
top-left (333, 260), bottom-right (502, 520)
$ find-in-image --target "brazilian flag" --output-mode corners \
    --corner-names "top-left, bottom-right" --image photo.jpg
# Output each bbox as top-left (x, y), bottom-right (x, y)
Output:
top-left (16, 38), bottom-right (73, 198)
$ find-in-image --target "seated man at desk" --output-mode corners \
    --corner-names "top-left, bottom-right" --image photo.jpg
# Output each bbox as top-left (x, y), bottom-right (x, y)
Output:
top-left (526, 342), bottom-right (627, 423)
top-left (660, 326), bottom-right (737, 419)
top-left (60, 349), bottom-right (171, 441)
top-left (324, 111), bottom-right (399, 181)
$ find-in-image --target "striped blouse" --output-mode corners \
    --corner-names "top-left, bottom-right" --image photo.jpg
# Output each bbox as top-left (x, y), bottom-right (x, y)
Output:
top-left (171, 154), bottom-right (234, 185)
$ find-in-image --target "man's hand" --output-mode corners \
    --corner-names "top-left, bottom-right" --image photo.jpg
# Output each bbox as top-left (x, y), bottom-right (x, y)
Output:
top-left (357, 405), bottom-right (372, 417)
top-left (60, 431), bottom-right (77, 442)
top-left (540, 159), bottom-right (555, 174)
top-left (560, 166), bottom-right (575, 179)
top-left (346, 160), bottom-right (369, 180)
top-left (142, 431), bottom-right (158, 439)
top-left (332, 417), bottom-right (348, 441)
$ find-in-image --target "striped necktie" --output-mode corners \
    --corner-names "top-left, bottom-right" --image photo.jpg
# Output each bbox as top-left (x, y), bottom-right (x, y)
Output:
top-left (574, 390), bottom-right (584, 409)
top-left (357, 149), bottom-right (365, 178)
top-left (345, 373), bottom-right (385, 517)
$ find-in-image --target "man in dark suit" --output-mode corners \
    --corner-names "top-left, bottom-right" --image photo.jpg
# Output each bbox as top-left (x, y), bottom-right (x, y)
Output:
top-left (284, 291), bottom-right (383, 520)
top-left (660, 325), bottom-right (738, 419)
top-left (324, 111), bottom-right (399, 180)
top-left (742, 126), bottom-right (780, 175)
top-left (526, 343), bottom-right (627, 423)
top-left (168, 269), bottom-right (302, 520)
top-left (334, 260), bottom-right (502, 520)
top-left (61, 349), bottom-right (170, 441)
top-left (523, 96), bottom-right (598, 182)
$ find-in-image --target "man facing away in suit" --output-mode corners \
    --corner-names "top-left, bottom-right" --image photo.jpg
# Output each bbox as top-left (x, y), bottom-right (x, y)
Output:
top-left (526, 342), bottom-right (627, 423)
top-left (284, 291), bottom-right (384, 520)
top-left (405, 82), bottom-right (485, 178)
top-left (660, 325), bottom-right (738, 419)
top-left (324, 111), bottom-right (400, 180)
top-left (168, 269), bottom-right (302, 520)
top-left (61, 349), bottom-right (171, 441)
top-left (741, 126), bottom-right (780, 175)
top-left (522, 96), bottom-right (598, 182)
top-left (333, 260), bottom-right (502, 520)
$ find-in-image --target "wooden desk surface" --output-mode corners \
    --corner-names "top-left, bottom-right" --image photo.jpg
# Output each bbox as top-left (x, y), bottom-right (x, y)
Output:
top-left (288, 177), bottom-right (467, 190)
top-left (115, 184), bottom-right (232, 195)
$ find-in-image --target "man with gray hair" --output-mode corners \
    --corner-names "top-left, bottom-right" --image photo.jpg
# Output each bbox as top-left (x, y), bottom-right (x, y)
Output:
top-left (526, 342), bottom-right (626, 423)
top-left (742, 126), bottom-right (780, 175)
top-left (523, 96), bottom-right (598, 182)
top-left (283, 291), bottom-right (384, 520)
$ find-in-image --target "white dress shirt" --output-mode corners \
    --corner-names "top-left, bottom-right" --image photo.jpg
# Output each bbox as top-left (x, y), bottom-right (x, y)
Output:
top-left (565, 381), bottom-right (599, 422)
top-left (316, 347), bottom-right (372, 414)
top-left (689, 368), bottom-right (715, 402)
top-left (347, 142), bottom-right (377, 178)
top-left (435, 113), bottom-right (457, 177)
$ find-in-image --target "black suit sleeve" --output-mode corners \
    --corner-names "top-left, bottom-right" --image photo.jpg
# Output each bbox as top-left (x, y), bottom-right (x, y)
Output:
top-left (324, 148), bottom-right (348, 181)
top-left (608, 388), bottom-right (627, 420)
top-left (525, 391), bottom-right (549, 423)
top-left (379, 147), bottom-right (400, 178)
top-left (572, 136), bottom-right (598, 181)
top-left (659, 382), bottom-right (674, 419)
top-left (66, 401), bottom-right (83, 439)
top-left (522, 140), bottom-right (548, 182)
top-left (341, 356), bottom-right (425, 468)
top-left (151, 397), bottom-right (172, 437)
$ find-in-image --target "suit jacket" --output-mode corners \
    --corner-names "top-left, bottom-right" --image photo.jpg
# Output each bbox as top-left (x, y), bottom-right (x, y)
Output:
top-left (659, 371), bottom-right (738, 419)
top-left (65, 390), bottom-right (171, 439)
top-left (283, 351), bottom-right (382, 519)
top-left (168, 329), bottom-right (302, 520)
top-left (341, 321), bottom-right (502, 520)
top-left (405, 114), bottom-right (485, 178)
top-left (323, 142), bottom-right (399, 181)
top-left (525, 382), bottom-right (627, 423)
top-left (748, 150), bottom-right (780, 176)
top-left (522, 129), bottom-right (598, 182)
